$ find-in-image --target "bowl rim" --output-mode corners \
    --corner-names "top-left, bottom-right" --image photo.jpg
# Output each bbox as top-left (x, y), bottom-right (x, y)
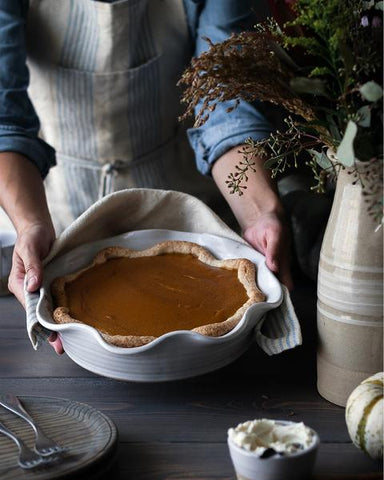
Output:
top-left (227, 419), bottom-right (320, 459)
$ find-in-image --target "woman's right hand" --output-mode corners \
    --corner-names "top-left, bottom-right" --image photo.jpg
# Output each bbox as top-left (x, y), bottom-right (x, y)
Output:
top-left (8, 221), bottom-right (64, 355)
top-left (0, 152), bottom-right (64, 354)
top-left (8, 221), bottom-right (54, 307)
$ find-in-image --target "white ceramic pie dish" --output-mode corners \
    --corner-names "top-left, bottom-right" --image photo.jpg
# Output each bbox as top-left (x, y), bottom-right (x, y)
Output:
top-left (34, 229), bottom-right (282, 382)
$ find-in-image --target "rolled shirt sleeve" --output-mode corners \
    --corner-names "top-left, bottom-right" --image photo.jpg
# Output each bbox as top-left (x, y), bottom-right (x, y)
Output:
top-left (0, 0), bottom-right (55, 177)
top-left (186, 0), bottom-right (274, 175)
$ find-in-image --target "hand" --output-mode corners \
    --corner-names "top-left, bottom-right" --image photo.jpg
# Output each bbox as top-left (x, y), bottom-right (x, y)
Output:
top-left (211, 145), bottom-right (293, 290)
top-left (243, 212), bottom-right (293, 291)
top-left (47, 332), bottom-right (64, 355)
top-left (8, 222), bottom-right (53, 305)
top-left (8, 221), bottom-right (64, 355)
top-left (0, 152), bottom-right (65, 355)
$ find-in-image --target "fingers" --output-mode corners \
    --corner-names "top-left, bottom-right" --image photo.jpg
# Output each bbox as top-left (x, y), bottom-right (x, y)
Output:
top-left (265, 228), bottom-right (294, 291)
top-left (9, 222), bottom-right (54, 295)
top-left (8, 241), bottom-right (44, 307)
top-left (7, 222), bottom-right (62, 353)
top-left (264, 231), bottom-right (280, 274)
top-left (243, 213), bottom-right (294, 291)
top-left (24, 249), bottom-right (44, 293)
top-left (8, 254), bottom-right (28, 308)
top-left (48, 333), bottom-right (65, 355)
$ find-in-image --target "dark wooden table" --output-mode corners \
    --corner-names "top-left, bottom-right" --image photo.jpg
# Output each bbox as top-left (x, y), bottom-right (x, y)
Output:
top-left (0, 281), bottom-right (382, 480)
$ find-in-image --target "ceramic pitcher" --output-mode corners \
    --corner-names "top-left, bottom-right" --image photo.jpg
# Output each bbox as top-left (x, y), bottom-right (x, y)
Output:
top-left (317, 159), bottom-right (383, 407)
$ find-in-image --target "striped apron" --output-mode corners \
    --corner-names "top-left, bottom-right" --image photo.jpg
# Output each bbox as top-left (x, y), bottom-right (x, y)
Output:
top-left (26, 0), bottom-right (220, 233)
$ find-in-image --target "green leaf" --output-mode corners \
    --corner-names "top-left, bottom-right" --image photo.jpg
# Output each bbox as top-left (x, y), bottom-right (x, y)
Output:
top-left (375, 1), bottom-right (384, 11)
top-left (359, 81), bottom-right (383, 102)
top-left (264, 157), bottom-right (279, 169)
top-left (325, 114), bottom-right (342, 141)
top-left (290, 77), bottom-right (328, 96)
top-left (356, 105), bottom-right (371, 127)
top-left (309, 66), bottom-right (332, 77)
top-left (336, 121), bottom-right (357, 166)
top-left (307, 149), bottom-right (332, 169)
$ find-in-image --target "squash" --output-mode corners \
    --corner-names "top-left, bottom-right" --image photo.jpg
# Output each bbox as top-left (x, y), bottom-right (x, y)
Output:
top-left (345, 372), bottom-right (383, 459)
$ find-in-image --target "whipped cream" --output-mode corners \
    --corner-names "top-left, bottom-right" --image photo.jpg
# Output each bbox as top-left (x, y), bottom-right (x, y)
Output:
top-left (228, 419), bottom-right (314, 457)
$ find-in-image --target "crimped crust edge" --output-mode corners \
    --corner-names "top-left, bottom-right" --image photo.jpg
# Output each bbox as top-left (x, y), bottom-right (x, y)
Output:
top-left (51, 241), bottom-right (265, 348)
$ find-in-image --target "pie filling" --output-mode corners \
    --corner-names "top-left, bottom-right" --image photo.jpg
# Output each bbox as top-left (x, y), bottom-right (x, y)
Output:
top-left (58, 253), bottom-right (248, 337)
top-left (51, 241), bottom-right (265, 347)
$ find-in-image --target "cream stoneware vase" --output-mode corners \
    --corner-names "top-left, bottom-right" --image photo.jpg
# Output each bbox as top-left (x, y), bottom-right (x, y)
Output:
top-left (317, 158), bottom-right (383, 407)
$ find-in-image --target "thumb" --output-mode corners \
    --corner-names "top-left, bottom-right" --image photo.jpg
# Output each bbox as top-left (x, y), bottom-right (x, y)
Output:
top-left (24, 255), bottom-right (43, 293)
top-left (264, 235), bottom-right (280, 274)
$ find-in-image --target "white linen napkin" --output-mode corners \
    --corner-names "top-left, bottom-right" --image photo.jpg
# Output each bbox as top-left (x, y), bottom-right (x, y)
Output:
top-left (25, 188), bottom-right (302, 354)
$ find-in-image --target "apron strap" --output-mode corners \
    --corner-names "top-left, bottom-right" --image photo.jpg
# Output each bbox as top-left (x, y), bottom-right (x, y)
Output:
top-left (98, 161), bottom-right (126, 198)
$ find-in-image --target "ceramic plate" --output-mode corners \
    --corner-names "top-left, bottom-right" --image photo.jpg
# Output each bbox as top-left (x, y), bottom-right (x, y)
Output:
top-left (0, 396), bottom-right (117, 479)
top-left (34, 230), bottom-right (282, 382)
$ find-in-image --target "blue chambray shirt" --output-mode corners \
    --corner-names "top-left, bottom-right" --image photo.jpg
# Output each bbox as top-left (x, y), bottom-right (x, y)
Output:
top-left (0, 0), bottom-right (273, 178)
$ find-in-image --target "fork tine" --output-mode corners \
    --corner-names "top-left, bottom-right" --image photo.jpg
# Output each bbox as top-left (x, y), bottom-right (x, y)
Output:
top-left (0, 420), bottom-right (46, 469)
top-left (0, 393), bottom-right (64, 456)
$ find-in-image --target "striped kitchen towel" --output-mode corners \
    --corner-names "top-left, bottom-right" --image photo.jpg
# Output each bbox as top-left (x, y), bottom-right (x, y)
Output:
top-left (24, 188), bottom-right (302, 355)
top-left (255, 284), bottom-right (302, 355)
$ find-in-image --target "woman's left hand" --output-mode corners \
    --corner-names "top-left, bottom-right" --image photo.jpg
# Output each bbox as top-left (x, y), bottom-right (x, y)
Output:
top-left (211, 145), bottom-right (293, 290)
top-left (243, 212), bottom-right (293, 290)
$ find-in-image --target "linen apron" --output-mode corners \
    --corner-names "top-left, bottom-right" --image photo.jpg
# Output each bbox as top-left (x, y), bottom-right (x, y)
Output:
top-left (26, 0), bottom-right (222, 233)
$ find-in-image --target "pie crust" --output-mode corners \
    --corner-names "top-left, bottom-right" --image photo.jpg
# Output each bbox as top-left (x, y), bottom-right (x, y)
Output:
top-left (51, 240), bottom-right (265, 347)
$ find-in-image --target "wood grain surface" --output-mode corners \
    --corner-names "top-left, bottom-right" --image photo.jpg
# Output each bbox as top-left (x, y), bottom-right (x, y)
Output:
top-left (0, 281), bottom-right (382, 479)
top-left (0, 396), bottom-right (117, 479)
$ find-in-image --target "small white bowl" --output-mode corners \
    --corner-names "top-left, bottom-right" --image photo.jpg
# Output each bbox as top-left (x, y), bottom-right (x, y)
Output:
top-left (34, 229), bottom-right (283, 382)
top-left (227, 420), bottom-right (319, 480)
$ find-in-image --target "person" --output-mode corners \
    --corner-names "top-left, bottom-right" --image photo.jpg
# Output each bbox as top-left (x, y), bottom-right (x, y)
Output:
top-left (0, 0), bottom-right (292, 354)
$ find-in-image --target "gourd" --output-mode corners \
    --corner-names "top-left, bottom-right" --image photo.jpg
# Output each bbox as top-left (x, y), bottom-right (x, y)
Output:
top-left (345, 372), bottom-right (383, 459)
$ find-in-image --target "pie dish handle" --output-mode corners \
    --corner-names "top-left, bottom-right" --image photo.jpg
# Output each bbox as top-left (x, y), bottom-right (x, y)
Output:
top-left (24, 284), bottom-right (53, 349)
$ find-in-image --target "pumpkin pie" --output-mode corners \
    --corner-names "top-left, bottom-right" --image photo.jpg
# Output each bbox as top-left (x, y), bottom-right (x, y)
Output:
top-left (51, 241), bottom-right (265, 347)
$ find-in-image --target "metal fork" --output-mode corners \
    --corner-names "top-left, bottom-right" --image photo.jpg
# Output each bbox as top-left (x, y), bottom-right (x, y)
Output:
top-left (0, 393), bottom-right (64, 457)
top-left (0, 420), bottom-right (47, 469)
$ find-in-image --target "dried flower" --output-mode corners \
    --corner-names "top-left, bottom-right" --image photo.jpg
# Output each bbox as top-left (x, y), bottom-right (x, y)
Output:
top-left (178, 32), bottom-right (315, 127)
top-left (179, 0), bottom-right (383, 222)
